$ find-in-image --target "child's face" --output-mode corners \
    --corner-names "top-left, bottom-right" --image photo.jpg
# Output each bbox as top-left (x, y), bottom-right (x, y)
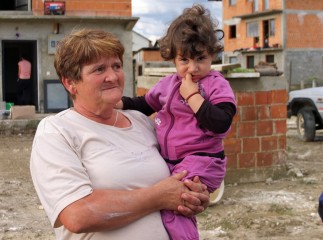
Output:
top-left (174, 51), bottom-right (213, 82)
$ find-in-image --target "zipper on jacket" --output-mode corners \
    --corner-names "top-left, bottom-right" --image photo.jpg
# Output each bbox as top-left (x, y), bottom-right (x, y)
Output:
top-left (163, 81), bottom-right (181, 159)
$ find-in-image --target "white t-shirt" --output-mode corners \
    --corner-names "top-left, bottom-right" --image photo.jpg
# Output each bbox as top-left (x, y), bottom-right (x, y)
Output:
top-left (30, 109), bottom-right (170, 240)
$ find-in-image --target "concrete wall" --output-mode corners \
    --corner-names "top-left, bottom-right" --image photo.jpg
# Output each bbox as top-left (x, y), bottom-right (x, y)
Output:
top-left (224, 48), bottom-right (284, 72)
top-left (285, 50), bottom-right (323, 90)
top-left (0, 16), bottom-right (137, 111)
top-left (0, 0), bottom-right (137, 112)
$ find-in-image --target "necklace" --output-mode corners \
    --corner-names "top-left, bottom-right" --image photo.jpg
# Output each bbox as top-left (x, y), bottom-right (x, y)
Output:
top-left (113, 110), bottom-right (119, 127)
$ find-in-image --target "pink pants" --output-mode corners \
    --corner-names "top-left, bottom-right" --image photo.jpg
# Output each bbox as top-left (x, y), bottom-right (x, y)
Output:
top-left (162, 154), bottom-right (226, 240)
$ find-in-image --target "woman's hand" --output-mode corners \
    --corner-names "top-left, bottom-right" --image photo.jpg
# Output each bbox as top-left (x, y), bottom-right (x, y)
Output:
top-left (152, 170), bottom-right (189, 211)
top-left (178, 176), bottom-right (210, 217)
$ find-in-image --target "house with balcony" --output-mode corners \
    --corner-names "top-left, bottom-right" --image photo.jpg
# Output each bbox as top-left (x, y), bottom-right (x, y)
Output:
top-left (221, 0), bottom-right (323, 89)
top-left (0, 0), bottom-right (138, 112)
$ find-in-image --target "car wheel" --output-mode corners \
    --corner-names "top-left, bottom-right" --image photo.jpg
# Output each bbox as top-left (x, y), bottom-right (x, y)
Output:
top-left (296, 108), bottom-right (316, 141)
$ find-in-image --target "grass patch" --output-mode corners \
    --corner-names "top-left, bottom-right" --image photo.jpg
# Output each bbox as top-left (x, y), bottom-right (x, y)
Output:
top-left (228, 68), bottom-right (255, 73)
top-left (218, 218), bottom-right (236, 230)
top-left (268, 204), bottom-right (293, 215)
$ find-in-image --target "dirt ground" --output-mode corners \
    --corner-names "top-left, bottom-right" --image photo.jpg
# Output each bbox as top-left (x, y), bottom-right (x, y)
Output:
top-left (1, 121), bottom-right (323, 240)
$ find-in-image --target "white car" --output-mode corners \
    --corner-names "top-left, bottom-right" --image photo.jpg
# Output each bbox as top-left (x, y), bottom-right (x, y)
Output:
top-left (287, 87), bottom-right (323, 141)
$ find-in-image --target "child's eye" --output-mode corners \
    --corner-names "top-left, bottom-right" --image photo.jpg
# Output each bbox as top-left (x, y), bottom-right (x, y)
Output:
top-left (180, 57), bottom-right (189, 62)
top-left (197, 56), bottom-right (207, 61)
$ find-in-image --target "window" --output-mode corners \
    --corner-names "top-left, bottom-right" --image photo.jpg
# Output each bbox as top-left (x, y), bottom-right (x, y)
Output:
top-left (229, 0), bottom-right (237, 6)
top-left (269, 19), bottom-right (275, 36)
top-left (247, 22), bottom-right (259, 37)
top-left (253, 0), bottom-right (259, 12)
top-left (263, 19), bottom-right (275, 40)
top-left (264, 0), bottom-right (269, 10)
top-left (229, 25), bottom-right (237, 38)
top-left (229, 57), bottom-right (237, 64)
top-left (0, 0), bottom-right (30, 11)
top-left (247, 56), bottom-right (255, 68)
top-left (138, 65), bottom-right (143, 76)
top-left (44, 80), bottom-right (71, 113)
top-left (266, 55), bottom-right (274, 63)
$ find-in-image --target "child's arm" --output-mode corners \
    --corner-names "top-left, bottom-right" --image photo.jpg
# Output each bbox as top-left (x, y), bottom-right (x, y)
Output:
top-left (116, 96), bottom-right (155, 116)
top-left (195, 102), bottom-right (236, 133)
top-left (180, 73), bottom-right (236, 133)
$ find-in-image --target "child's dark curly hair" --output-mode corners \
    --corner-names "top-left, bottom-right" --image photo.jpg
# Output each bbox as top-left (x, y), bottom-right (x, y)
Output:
top-left (158, 4), bottom-right (224, 60)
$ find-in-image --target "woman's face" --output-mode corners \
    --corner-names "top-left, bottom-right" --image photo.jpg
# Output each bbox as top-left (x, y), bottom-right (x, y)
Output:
top-left (174, 51), bottom-right (213, 82)
top-left (71, 56), bottom-right (124, 114)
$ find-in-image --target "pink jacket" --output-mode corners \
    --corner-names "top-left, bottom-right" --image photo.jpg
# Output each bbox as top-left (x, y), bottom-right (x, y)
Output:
top-left (145, 70), bottom-right (236, 160)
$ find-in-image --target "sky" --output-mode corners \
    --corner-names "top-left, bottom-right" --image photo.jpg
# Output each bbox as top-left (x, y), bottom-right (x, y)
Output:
top-left (132, 0), bottom-right (223, 44)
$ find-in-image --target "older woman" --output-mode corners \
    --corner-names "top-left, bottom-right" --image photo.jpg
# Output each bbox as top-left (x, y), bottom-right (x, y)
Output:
top-left (30, 29), bottom-right (209, 240)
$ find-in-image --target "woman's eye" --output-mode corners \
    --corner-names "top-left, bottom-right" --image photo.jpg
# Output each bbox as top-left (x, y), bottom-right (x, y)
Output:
top-left (96, 66), bottom-right (105, 73)
top-left (113, 64), bottom-right (122, 71)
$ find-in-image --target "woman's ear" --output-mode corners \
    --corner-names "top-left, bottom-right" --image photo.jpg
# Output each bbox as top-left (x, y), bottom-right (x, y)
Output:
top-left (61, 77), bottom-right (77, 95)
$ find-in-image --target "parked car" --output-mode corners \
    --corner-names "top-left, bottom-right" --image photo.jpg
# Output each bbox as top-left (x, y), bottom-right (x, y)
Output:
top-left (287, 87), bottom-right (323, 141)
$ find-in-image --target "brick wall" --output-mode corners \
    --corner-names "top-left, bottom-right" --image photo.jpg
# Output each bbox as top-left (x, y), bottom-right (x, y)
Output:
top-left (285, 0), bottom-right (323, 10)
top-left (223, 0), bottom-right (322, 52)
top-left (143, 50), bottom-right (164, 62)
top-left (224, 14), bottom-right (283, 52)
top-left (223, 0), bottom-right (284, 52)
top-left (223, 0), bottom-right (253, 20)
top-left (286, 14), bottom-right (323, 49)
top-left (223, 0), bottom-right (283, 20)
top-left (32, 0), bottom-right (132, 16)
top-left (224, 89), bottom-right (287, 170)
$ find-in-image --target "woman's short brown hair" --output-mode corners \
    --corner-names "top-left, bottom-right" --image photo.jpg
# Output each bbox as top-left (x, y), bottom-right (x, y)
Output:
top-left (54, 29), bottom-right (124, 83)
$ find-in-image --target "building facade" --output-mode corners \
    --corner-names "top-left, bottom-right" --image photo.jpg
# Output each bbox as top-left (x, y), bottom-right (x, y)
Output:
top-left (221, 0), bottom-right (323, 89)
top-left (0, 0), bottom-right (137, 112)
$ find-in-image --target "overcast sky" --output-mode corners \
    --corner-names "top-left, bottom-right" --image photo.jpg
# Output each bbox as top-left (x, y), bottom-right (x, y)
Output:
top-left (132, 0), bottom-right (223, 43)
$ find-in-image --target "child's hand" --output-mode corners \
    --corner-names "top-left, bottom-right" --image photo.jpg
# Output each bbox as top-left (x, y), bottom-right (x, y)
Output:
top-left (180, 73), bottom-right (199, 100)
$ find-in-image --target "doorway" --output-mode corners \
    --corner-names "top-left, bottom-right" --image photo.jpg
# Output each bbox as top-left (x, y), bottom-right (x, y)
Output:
top-left (2, 40), bottom-right (38, 109)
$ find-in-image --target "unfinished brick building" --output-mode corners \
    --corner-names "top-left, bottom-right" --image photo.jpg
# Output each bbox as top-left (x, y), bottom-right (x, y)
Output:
top-left (221, 0), bottom-right (323, 89)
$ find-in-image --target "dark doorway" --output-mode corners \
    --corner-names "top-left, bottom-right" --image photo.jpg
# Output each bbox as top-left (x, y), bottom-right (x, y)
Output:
top-left (2, 40), bottom-right (38, 109)
top-left (263, 20), bottom-right (269, 48)
top-left (0, 0), bottom-right (28, 11)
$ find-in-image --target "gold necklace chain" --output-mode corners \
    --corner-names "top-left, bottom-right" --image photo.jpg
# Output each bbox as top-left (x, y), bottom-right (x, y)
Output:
top-left (113, 110), bottom-right (119, 127)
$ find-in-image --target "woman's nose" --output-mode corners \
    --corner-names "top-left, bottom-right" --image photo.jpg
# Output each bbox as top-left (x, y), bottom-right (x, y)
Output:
top-left (104, 68), bottom-right (118, 82)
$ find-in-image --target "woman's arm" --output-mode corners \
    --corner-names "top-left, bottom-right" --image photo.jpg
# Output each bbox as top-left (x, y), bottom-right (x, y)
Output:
top-left (58, 171), bottom-right (207, 233)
